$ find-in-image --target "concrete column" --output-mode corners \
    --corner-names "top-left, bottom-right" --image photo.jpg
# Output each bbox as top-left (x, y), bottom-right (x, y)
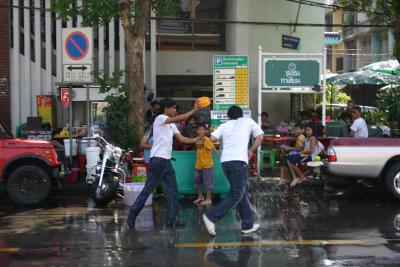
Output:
top-left (56, 18), bottom-right (62, 83)
top-left (77, 0), bottom-right (83, 26)
top-left (119, 20), bottom-right (125, 82)
top-left (109, 19), bottom-right (115, 75)
top-left (34, 0), bottom-right (42, 103)
top-left (45, 0), bottom-right (52, 94)
top-left (388, 28), bottom-right (395, 58)
top-left (23, 0), bottom-right (31, 118)
top-left (371, 32), bottom-right (382, 62)
top-left (11, 0), bottom-right (20, 132)
top-left (98, 26), bottom-right (105, 72)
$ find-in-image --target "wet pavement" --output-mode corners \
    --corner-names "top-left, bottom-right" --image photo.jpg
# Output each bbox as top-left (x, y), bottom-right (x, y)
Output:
top-left (1, 180), bottom-right (400, 266)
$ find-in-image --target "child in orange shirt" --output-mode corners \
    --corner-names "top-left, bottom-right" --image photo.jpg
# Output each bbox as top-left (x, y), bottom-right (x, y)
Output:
top-left (193, 124), bottom-right (220, 205)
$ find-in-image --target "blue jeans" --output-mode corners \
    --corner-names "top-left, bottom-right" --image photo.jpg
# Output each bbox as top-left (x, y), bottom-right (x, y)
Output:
top-left (205, 161), bottom-right (255, 230)
top-left (128, 157), bottom-right (180, 225)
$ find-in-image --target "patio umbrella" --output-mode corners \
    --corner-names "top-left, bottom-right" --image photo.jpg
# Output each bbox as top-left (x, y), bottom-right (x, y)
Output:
top-left (326, 70), bottom-right (398, 86)
top-left (326, 70), bottom-right (400, 107)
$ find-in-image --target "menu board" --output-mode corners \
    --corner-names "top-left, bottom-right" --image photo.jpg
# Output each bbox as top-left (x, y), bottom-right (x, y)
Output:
top-left (213, 55), bottom-right (249, 110)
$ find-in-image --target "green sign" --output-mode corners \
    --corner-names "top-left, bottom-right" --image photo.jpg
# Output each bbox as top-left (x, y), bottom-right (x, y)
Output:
top-left (263, 59), bottom-right (320, 88)
top-left (213, 55), bottom-right (249, 110)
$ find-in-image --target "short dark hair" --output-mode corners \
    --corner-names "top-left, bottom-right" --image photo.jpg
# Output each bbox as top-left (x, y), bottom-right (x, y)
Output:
top-left (294, 123), bottom-right (302, 129)
top-left (151, 100), bottom-right (159, 107)
top-left (159, 98), bottom-right (176, 112)
top-left (261, 112), bottom-right (268, 117)
top-left (227, 105), bottom-right (243, 120)
top-left (352, 105), bottom-right (362, 112)
top-left (196, 123), bottom-right (207, 130)
top-left (316, 124), bottom-right (326, 137)
top-left (347, 100), bottom-right (353, 105)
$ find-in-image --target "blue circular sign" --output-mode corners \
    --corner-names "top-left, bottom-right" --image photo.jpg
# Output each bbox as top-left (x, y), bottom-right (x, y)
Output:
top-left (65, 31), bottom-right (89, 60)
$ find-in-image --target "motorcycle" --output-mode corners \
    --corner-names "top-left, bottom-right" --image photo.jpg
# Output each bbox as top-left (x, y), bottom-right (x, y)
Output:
top-left (86, 129), bottom-right (127, 205)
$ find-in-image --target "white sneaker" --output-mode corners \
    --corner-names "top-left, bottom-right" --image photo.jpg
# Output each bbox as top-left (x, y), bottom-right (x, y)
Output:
top-left (203, 214), bottom-right (216, 236)
top-left (241, 223), bottom-right (260, 234)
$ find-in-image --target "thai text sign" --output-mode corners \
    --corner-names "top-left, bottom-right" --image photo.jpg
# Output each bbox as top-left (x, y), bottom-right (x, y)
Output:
top-left (263, 59), bottom-right (320, 88)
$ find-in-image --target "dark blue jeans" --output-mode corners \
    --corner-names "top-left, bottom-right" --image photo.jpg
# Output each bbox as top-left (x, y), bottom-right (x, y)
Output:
top-left (206, 161), bottom-right (255, 230)
top-left (128, 157), bottom-right (180, 225)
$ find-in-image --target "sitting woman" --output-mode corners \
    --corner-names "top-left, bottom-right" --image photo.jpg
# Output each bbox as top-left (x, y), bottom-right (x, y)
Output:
top-left (286, 126), bottom-right (324, 187)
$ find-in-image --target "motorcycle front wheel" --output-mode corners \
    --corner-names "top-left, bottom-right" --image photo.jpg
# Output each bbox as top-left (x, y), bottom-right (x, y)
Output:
top-left (92, 174), bottom-right (119, 205)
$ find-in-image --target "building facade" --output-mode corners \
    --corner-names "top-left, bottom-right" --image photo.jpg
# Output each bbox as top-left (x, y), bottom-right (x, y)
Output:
top-left (326, 0), bottom-right (395, 73)
top-left (8, 0), bottom-right (325, 133)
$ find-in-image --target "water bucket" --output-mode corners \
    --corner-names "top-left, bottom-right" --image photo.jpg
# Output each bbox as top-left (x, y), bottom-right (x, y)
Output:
top-left (86, 147), bottom-right (100, 167)
top-left (86, 147), bottom-right (100, 178)
top-left (87, 138), bottom-right (98, 147)
top-left (123, 182), bottom-right (152, 206)
top-left (64, 139), bottom-right (78, 157)
top-left (78, 139), bottom-right (88, 155)
top-left (66, 168), bottom-right (79, 184)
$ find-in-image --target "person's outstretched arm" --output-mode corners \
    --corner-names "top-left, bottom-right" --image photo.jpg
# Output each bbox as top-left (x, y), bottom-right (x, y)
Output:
top-left (164, 101), bottom-right (199, 124)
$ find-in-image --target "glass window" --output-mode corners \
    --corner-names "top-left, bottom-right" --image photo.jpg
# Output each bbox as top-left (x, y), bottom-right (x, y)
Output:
top-left (153, 0), bottom-right (225, 50)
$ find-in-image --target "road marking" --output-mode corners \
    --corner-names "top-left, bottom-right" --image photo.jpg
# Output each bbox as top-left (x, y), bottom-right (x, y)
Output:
top-left (175, 239), bottom-right (364, 248)
top-left (0, 248), bottom-right (21, 252)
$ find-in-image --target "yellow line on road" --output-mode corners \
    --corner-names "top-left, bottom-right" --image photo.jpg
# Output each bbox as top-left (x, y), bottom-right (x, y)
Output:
top-left (0, 248), bottom-right (21, 252)
top-left (175, 239), bottom-right (364, 248)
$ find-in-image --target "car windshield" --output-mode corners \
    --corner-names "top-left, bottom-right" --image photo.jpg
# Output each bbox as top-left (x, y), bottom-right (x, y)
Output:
top-left (0, 122), bottom-right (13, 138)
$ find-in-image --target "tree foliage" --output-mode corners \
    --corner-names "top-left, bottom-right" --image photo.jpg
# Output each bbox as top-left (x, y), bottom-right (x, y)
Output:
top-left (316, 84), bottom-right (350, 105)
top-left (52, 0), bottom-right (180, 148)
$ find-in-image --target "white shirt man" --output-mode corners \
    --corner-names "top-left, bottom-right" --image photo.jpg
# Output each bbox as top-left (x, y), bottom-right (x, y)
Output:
top-left (203, 106), bottom-right (264, 236)
top-left (350, 106), bottom-right (368, 138)
top-left (211, 117), bottom-right (264, 163)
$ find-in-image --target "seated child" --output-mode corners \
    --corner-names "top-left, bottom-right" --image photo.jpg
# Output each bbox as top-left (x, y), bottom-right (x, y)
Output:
top-left (287, 125), bottom-right (325, 187)
top-left (279, 124), bottom-right (305, 185)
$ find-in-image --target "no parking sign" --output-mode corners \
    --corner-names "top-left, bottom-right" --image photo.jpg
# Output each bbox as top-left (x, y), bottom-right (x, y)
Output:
top-left (62, 28), bottom-right (93, 83)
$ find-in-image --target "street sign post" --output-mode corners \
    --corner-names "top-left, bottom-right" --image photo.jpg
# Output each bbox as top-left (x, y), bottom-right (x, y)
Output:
top-left (62, 28), bottom-right (93, 83)
top-left (213, 55), bottom-right (249, 110)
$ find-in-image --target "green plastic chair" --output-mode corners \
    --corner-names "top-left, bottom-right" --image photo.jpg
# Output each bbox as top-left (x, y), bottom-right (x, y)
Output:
top-left (259, 149), bottom-right (277, 171)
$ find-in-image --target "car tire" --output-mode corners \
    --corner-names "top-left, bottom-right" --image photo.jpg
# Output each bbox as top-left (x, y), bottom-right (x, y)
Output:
top-left (383, 163), bottom-right (400, 200)
top-left (7, 165), bottom-right (51, 205)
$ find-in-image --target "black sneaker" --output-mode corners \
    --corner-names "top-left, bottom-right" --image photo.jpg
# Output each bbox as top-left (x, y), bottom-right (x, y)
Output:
top-left (127, 213), bottom-right (136, 229)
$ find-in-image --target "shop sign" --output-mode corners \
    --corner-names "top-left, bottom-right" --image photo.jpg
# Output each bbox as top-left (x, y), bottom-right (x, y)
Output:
top-left (36, 96), bottom-right (54, 127)
top-left (282, 35), bottom-right (300, 50)
top-left (61, 88), bottom-right (70, 108)
top-left (324, 32), bottom-right (341, 45)
top-left (210, 110), bottom-right (251, 127)
top-left (213, 55), bottom-right (249, 110)
top-left (263, 59), bottom-right (320, 88)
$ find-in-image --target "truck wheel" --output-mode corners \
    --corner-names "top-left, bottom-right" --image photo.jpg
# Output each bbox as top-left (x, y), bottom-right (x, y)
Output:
top-left (7, 165), bottom-right (51, 205)
top-left (384, 163), bottom-right (400, 200)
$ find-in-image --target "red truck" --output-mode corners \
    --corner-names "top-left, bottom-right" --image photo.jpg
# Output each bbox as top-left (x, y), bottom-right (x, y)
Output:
top-left (0, 121), bottom-right (63, 205)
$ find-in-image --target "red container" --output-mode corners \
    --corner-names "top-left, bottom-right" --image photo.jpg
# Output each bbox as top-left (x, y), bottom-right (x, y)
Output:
top-left (66, 168), bottom-right (79, 184)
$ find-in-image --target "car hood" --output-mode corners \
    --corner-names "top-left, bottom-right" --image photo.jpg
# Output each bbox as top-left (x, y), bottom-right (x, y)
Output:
top-left (2, 138), bottom-right (54, 149)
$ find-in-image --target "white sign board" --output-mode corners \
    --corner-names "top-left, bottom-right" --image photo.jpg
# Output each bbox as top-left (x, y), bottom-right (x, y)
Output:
top-left (62, 28), bottom-right (93, 83)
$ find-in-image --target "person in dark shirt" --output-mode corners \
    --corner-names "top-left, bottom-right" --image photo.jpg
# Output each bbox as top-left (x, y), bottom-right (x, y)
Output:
top-left (340, 100), bottom-right (354, 127)
top-left (145, 101), bottom-right (160, 123)
top-left (182, 116), bottom-right (196, 138)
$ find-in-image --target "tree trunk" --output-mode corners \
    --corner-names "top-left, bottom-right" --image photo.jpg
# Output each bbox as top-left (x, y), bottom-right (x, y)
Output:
top-left (120, 0), bottom-right (150, 146)
top-left (125, 34), bottom-right (145, 146)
